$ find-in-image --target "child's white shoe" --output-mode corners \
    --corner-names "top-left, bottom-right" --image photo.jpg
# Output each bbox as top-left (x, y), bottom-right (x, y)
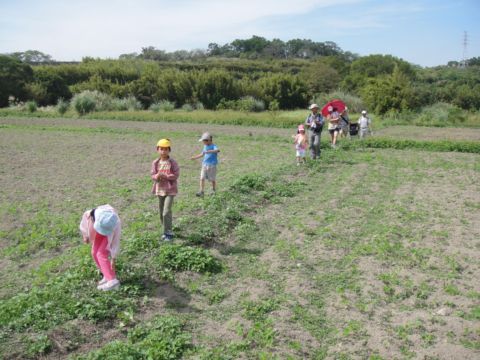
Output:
top-left (97, 277), bottom-right (107, 286)
top-left (98, 279), bottom-right (120, 291)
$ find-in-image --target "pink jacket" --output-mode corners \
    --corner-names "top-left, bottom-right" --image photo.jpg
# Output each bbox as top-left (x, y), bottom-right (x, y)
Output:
top-left (79, 204), bottom-right (121, 258)
top-left (151, 157), bottom-right (180, 196)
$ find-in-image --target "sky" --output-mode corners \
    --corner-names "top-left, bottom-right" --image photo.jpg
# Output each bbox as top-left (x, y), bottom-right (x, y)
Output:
top-left (0, 0), bottom-right (479, 67)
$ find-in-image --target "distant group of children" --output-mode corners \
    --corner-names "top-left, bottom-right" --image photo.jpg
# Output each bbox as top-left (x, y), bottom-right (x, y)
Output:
top-left (294, 104), bottom-right (372, 164)
top-left (80, 132), bottom-right (219, 291)
top-left (80, 104), bottom-right (371, 291)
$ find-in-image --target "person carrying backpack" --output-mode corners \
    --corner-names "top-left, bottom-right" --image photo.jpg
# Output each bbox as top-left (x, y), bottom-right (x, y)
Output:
top-left (305, 104), bottom-right (324, 159)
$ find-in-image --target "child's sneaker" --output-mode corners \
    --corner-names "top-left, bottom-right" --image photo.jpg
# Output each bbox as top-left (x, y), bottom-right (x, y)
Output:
top-left (98, 277), bottom-right (107, 286)
top-left (98, 279), bottom-right (120, 291)
top-left (196, 191), bottom-right (204, 197)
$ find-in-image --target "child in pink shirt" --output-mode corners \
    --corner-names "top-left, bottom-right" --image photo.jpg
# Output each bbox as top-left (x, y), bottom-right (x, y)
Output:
top-left (151, 138), bottom-right (180, 241)
top-left (294, 124), bottom-right (309, 165)
top-left (79, 204), bottom-right (121, 291)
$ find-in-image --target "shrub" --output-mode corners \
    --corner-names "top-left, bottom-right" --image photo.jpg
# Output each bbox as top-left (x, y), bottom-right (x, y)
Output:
top-left (25, 100), bottom-right (37, 113)
top-left (111, 96), bottom-right (142, 111)
top-left (268, 99), bottom-right (280, 112)
top-left (89, 91), bottom-right (114, 111)
top-left (149, 102), bottom-right (161, 112)
top-left (71, 91), bottom-right (97, 115)
top-left (238, 96), bottom-right (265, 112)
top-left (150, 100), bottom-right (175, 112)
top-left (415, 102), bottom-right (466, 126)
top-left (181, 103), bottom-right (194, 112)
top-left (193, 101), bottom-right (204, 110)
top-left (56, 98), bottom-right (69, 115)
top-left (216, 96), bottom-right (265, 112)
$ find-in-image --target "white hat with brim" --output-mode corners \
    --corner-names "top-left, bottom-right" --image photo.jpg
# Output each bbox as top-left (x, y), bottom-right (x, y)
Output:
top-left (309, 104), bottom-right (319, 110)
top-left (94, 209), bottom-right (119, 236)
top-left (199, 132), bottom-right (212, 142)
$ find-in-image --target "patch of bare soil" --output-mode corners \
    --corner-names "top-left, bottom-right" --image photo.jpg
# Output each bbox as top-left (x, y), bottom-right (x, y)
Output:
top-left (323, 155), bottom-right (480, 359)
top-left (44, 319), bottom-right (122, 360)
top-left (0, 130), bottom-right (149, 213)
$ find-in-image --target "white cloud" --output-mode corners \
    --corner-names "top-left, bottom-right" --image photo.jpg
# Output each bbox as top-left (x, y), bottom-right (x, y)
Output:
top-left (0, 0), bottom-right (363, 59)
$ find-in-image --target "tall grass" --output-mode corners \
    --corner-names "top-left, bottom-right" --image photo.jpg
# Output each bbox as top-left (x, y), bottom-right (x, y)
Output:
top-left (111, 96), bottom-right (143, 111)
top-left (1, 101), bottom-right (479, 129)
top-left (380, 102), bottom-right (469, 127)
top-left (25, 101), bottom-right (37, 113)
top-left (149, 100), bottom-right (175, 112)
top-left (71, 91), bottom-right (97, 115)
top-left (56, 98), bottom-right (69, 115)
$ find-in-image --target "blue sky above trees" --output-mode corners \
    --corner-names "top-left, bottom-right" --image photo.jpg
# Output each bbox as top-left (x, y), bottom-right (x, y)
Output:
top-left (0, 0), bottom-right (478, 67)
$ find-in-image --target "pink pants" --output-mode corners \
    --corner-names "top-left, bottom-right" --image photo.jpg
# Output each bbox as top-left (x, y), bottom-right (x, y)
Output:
top-left (92, 232), bottom-right (116, 281)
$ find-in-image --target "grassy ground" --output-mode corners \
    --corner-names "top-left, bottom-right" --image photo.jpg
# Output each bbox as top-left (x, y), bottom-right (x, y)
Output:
top-left (0, 117), bottom-right (479, 359)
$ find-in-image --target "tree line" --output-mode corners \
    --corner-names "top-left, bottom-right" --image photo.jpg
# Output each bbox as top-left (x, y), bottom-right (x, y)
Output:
top-left (1, 36), bottom-right (479, 113)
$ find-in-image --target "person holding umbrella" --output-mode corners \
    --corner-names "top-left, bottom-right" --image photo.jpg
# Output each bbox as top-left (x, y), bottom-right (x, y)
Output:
top-left (304, 103), bottom-right (324, 159)
top-left (321, 100), bottom-right (346, 149)
top-left (326, 106), bottom-right (341, 148)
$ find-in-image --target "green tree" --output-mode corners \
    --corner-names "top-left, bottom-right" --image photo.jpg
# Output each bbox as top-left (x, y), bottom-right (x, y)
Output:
top-left (194, 70), bottom-right (240, 109)
top-left (140, 46), bottom-right (169, 61)
top-left (30, 67), bottom-right (71, 105)
top-left (467, 57), bottom-right (480, 66)
top-left (0, 55), bottom-right (33, 107)
top-left (300, 60), bottom-right (341, 95)
top-left (232, 36), bottom-right (269, 56)
top-left (360, 65), bottom-right (414, 114)
top-left (454, 84), bottom-right (480, 109)
top-left (257, 73), bottom-right (307, 109)
top-left (9, 50), bottom-right (53, 64)
top-left (343, 54), bottom-right (416, 91)
top-left (127, 63), bottom-right (162, 106)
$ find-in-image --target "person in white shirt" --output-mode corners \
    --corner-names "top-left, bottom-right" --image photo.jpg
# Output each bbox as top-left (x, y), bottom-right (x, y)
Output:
top-left (358, 110), bottom-right (372, 139)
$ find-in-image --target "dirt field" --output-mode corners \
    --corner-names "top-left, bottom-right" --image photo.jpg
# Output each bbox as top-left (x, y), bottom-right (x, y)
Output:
top-left (1, 117), bottom-right (479, 359)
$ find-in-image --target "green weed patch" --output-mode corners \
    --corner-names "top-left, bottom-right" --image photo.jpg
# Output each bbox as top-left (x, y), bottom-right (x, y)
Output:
top-left (343, 137), bottom-right (480, 153)
top-left (0, 255), bottom-right (146, 332)
top-left (156, 244), bottom-right (222, 273)
top-left (75, 316), bottom-right (190, 360)
top-left (2, 209), bottom-right (78, 257)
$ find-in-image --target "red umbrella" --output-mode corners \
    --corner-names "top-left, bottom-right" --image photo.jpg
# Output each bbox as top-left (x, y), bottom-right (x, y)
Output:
top-left (321, 99), bottom-right (346, 117)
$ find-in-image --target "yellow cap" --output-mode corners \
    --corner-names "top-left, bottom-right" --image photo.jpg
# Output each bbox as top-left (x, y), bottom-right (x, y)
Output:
top-left (156, 138), bottom-right (171, 148)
